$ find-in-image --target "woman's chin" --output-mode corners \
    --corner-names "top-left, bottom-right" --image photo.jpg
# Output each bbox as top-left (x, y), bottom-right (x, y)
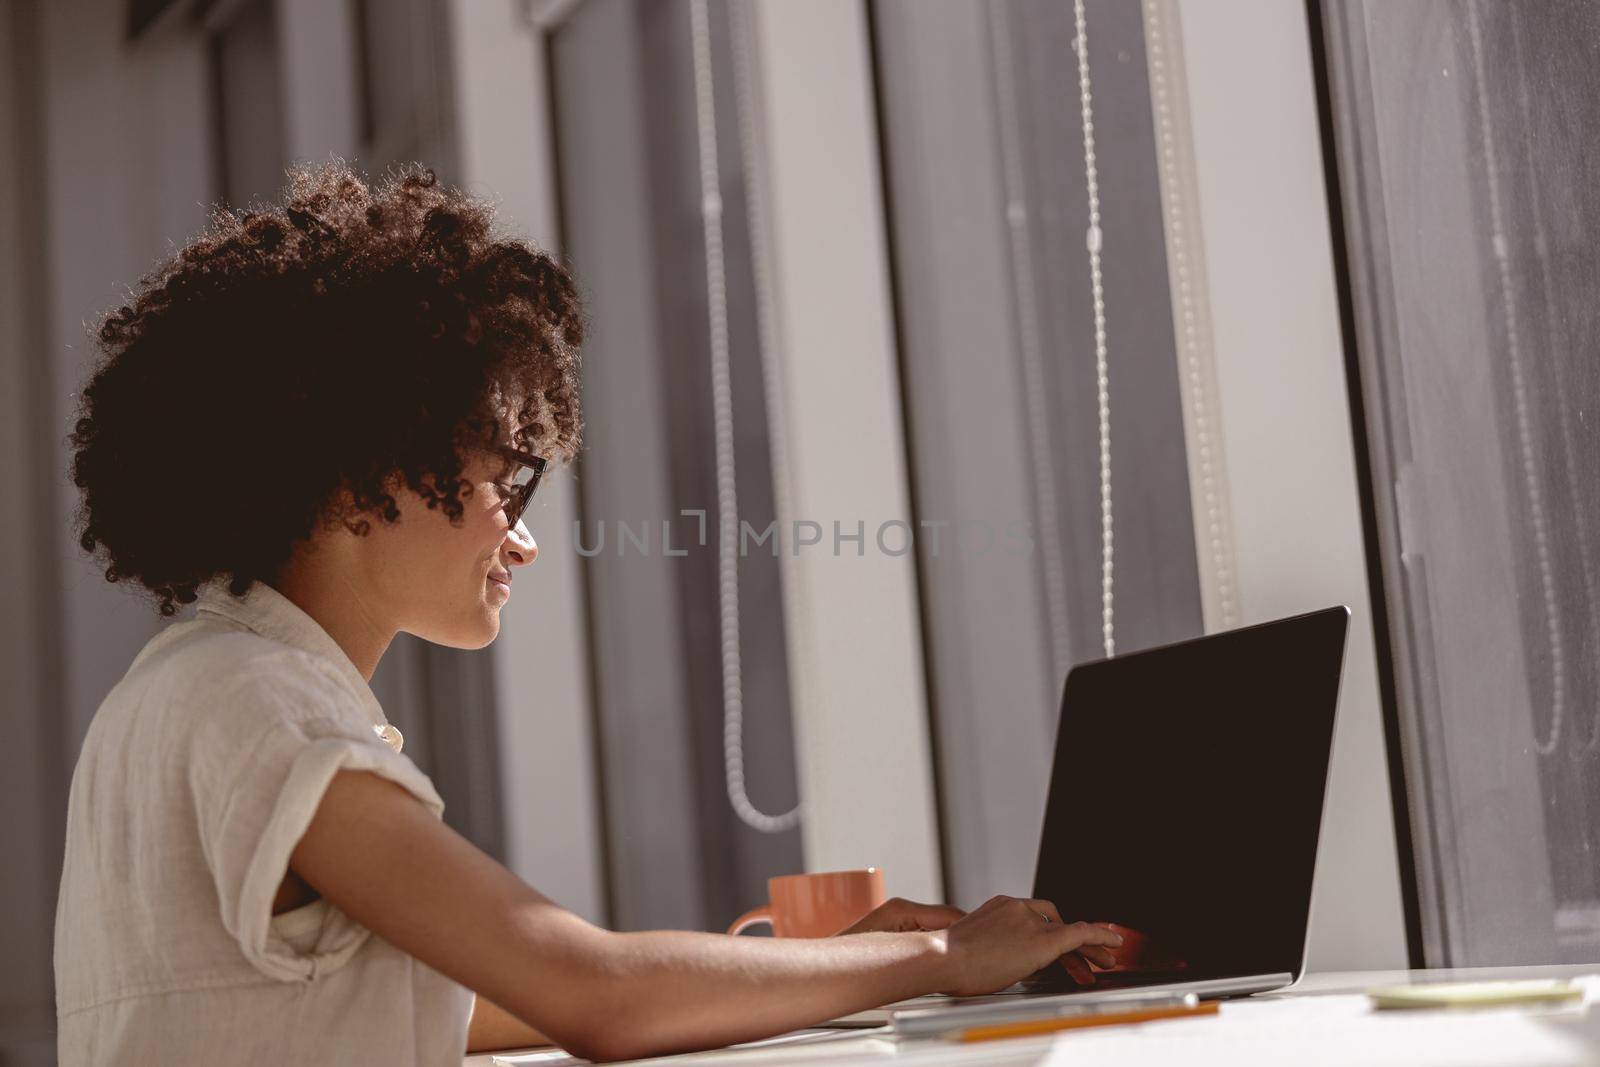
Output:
top-left (463, 607), bottom-right (503, 649)
top-left (412, 607), bottom-right (501, 650)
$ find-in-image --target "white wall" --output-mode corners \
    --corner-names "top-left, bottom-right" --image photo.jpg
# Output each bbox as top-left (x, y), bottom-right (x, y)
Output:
top-left (1174, 0), bottom-right (1409, 971)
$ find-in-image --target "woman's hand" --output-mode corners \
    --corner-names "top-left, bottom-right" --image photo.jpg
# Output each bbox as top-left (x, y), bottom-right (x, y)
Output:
top-left (835, 897), bottom-right (965, 936)
top-left (932, 895), bottom-right (1123, 997)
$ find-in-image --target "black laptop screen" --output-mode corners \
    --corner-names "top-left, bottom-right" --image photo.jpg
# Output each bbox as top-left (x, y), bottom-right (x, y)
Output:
top-left (1030, 606), bottom-right (1349, 984)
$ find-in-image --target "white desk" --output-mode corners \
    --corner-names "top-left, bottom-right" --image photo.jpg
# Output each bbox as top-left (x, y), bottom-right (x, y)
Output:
top-left (465, 964), bottom-right (1600, 1067)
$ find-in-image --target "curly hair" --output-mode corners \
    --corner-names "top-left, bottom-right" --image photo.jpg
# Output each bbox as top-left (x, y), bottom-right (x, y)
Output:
top-left (71, 162), bottom-right (584, 616)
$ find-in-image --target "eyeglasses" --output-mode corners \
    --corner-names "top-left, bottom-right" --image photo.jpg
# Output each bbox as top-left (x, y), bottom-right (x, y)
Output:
top-left (494, 446), bottom-right (548, 528)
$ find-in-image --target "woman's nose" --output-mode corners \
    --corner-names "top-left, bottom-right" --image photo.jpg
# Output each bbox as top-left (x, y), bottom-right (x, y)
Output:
top-left (503, 519), bottom-right (538, 567)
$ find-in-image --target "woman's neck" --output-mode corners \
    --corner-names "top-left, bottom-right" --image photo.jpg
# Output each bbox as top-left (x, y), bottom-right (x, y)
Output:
top-left (273, 551), bottom-right (395, 682)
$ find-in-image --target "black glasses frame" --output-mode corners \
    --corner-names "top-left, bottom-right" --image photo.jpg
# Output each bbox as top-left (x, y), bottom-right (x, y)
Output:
top-left (495, 446), bottom-right (548, 528)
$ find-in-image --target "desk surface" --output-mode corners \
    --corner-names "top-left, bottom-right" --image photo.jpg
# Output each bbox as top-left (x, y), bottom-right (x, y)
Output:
top-left (466, 964), bottom-right (1600, 1067)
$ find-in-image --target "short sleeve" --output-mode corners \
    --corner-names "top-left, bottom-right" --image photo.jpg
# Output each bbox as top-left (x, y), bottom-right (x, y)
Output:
top-left (188, 655), bottom-right (446, 983)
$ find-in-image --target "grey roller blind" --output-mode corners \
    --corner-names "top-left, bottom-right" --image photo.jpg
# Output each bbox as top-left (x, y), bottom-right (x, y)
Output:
top-left (1322, 0), bottom-right (1600, 965)
top-left (548, 0), bottom-right (803, 933)
top-left (873, 0), bottom-right (1203, 908)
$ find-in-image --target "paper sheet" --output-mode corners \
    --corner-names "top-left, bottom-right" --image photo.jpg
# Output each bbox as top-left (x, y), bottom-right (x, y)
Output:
top-left (1039, 984), bottom-right (1600, 1067)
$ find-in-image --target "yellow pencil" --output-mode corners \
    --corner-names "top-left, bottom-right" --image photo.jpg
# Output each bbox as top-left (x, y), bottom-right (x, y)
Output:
top-left (952, 999), bottom-right (1220, 1043)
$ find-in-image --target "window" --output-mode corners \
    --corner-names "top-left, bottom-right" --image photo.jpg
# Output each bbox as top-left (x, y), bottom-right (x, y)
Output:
top-left (873, 0), bottom-right (1206, 906)
top-left (1323, 0), bottom-right (1600, 965)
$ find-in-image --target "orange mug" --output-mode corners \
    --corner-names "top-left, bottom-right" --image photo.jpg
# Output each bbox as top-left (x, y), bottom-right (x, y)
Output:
top-left (727, 868), bottom-right (887, 938)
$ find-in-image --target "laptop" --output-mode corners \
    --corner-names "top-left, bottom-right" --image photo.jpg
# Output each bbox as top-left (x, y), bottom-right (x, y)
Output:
top-left (849, 606), bottom-right (1351, 1031)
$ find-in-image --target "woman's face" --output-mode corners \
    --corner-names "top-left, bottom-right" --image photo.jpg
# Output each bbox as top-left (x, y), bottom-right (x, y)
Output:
top-left (354, 449), bottom-right (539, 650)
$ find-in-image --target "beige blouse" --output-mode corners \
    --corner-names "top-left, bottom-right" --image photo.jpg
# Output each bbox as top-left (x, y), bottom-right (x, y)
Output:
top-left (55, 581), bottom-right (474, 1065)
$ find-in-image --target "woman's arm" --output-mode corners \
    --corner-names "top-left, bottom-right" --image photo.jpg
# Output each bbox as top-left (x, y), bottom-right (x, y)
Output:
top-left (291, 770), bottom-right (1118, 1062)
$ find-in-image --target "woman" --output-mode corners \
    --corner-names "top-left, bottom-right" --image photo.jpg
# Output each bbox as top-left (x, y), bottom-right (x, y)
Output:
top-left (55, 163), bottom-right (1120, 1064)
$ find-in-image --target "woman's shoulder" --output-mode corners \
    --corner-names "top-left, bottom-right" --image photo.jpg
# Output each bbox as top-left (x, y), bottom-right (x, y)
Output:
top-left (110, 617), bottom-right (396, 800)
top-left (121, 614), bottom-right (371, 735)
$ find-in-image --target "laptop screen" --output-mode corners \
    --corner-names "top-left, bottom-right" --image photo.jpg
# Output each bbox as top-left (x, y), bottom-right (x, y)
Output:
top-left (1031, 606), bottom-right (1349, 985)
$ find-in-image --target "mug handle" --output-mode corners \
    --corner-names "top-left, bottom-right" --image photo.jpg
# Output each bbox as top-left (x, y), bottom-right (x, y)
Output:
top-left (728, 905), bottom-right (773, 936)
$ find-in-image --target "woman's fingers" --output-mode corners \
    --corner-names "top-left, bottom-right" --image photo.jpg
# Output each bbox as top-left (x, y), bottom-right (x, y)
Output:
top-left (937, 896), bottom-right (1127, 997)
top-left (1062, 952), bottom-right (1096, 985)
top-left (1022, 900), bottom-right (1120, 976)
top-left (1017, 898), bottom-right (1123, 945)
top-left (1078, 944), bottom-right (1118, 970)
top-left (1017, 899), bottom-right (1125, 963)
top-left (1051, 918), bottom-right (1124, 953)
